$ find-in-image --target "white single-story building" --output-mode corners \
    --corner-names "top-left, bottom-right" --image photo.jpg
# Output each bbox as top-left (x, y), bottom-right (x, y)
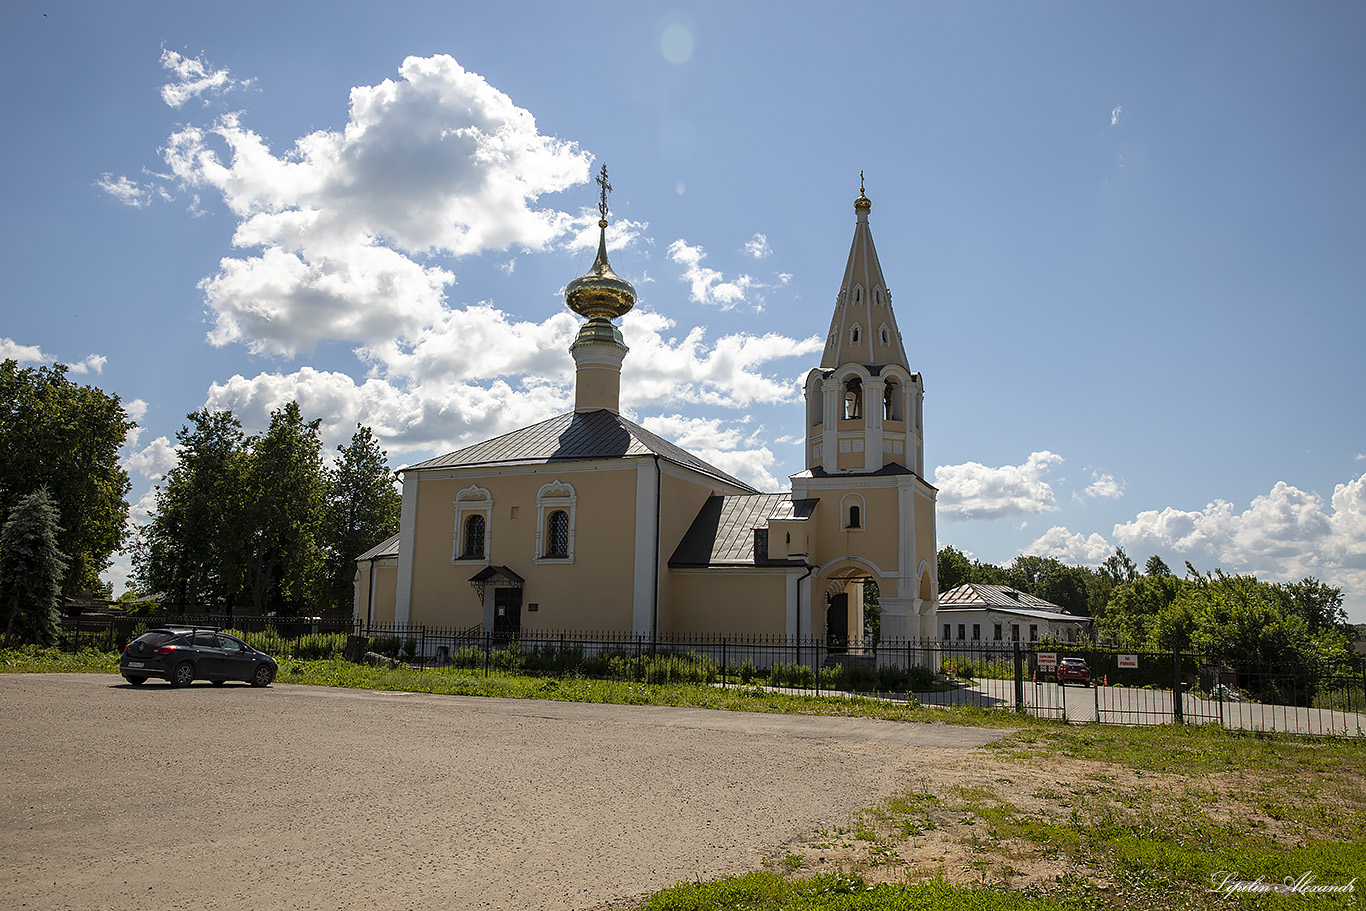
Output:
top-left (936, 583), bottom-right (1092, 647)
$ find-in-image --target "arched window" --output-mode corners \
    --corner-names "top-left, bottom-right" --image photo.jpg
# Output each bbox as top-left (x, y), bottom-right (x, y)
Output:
top-left (546, 510), bottom-right (569, 557)
top-left (841, 493), bottom-right (866, 531)
top-left (850, 325), bottom-right (861, 345)
top-left (453, 484), bottom-right (493, 563)
top-left (463, 514), bottom-right (485, 558)
top-left (843, 377), bottom-right (862, 420)
top-left (884, 379), bottom-right (900, 421)
top-left (535, 480), bottom-right (577, 564)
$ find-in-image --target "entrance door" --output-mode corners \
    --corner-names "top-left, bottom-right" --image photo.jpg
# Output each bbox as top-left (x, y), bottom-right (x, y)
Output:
top-left (493, 588), bottom-right (522, 638)
top-left (826, 593), bottom-right (848, 653)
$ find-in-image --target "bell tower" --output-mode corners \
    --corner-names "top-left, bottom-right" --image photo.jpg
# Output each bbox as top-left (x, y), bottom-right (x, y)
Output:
top-left (803, 176), bottom-right (925, 476)
top-left (792, 177), bottom-right (939, 646)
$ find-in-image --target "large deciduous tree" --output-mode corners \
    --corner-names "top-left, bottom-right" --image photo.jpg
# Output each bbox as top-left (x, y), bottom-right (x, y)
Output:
top-left (134, 409), bottom-right (248, 610)
top-left (322, 425), bottom-right (401, 615)
top-left (0, 360), bottom-right (133, 593)
top-left (239, 403), bottom-right (327, 615)
top-left (137, 404), bottom-right (397, 616)
top-left (0, 488), bottom-right (68, 645)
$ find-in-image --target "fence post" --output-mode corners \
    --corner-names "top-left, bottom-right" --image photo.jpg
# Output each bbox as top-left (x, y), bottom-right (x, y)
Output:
top-left (1172, 651), bottom-right (1184, 723)
top-left (721, 637), bottom-right (727, 689)
top-left (1013, 642), bottom-right (1024, 712)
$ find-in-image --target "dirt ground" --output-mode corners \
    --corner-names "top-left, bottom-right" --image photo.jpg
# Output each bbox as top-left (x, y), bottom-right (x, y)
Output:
top-left (0, 674), bottom-right (1005, 911)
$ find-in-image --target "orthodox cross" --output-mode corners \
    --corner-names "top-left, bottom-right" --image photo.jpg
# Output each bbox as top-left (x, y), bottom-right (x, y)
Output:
top-left (860, 169), bottom-right (865, 194)
top-left (597, 164), bottom-right (612, 219)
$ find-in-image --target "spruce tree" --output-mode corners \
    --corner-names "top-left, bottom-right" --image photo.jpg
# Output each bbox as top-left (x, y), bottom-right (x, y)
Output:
top-left (0, 487), bottom-right (68, 646)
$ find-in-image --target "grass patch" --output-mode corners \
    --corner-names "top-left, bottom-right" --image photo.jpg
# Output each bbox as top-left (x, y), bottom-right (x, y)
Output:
top-left (1, 646), bottom-right (118, 673)
top-left (634, 871), bottom-right (1082, 910)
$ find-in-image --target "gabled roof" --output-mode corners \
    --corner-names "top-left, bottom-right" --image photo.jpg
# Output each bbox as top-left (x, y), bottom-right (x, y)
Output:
top-left (403, 409), bottom-right (754, 491)
top-left (939, 583), bottom-right (1063, 610)
top-left (669, 494), bottom-right (817, 567)
top-left (356, 533), bottom-right (401, 562)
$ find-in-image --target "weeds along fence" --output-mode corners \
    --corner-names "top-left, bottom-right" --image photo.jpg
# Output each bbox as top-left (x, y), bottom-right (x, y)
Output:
top-left (58, 615), bottom-right (1366, 737)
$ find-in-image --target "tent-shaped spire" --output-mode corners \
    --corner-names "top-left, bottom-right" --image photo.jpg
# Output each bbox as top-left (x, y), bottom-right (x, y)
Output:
top-left (820, 176), bottom-right (908, 370)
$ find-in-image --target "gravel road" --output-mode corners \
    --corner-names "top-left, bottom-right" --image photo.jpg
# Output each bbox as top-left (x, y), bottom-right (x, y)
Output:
top-left (0, 674), bottom-right (1004, 911)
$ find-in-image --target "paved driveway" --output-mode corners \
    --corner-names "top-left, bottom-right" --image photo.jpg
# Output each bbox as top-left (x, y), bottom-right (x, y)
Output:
top-left (0, 674), bottom-right (1004, 911)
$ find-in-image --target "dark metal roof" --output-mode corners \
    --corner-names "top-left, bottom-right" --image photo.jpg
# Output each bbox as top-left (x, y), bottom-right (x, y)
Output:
top-left (404, 409), bottom-right (754, 491)
top-left (355, 533), bottom-right (401, 562)
top-left (669, 494), bottom-right (817, 567)
top-left (793, 463), bottom-right (930, 482)
top-left (469, 565), bottom-right (525, 585)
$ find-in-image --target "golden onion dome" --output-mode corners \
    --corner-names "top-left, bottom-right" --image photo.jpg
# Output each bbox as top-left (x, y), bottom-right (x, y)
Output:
top-left (854, 169), bottom-right (871, 210)
top-left (565, 217), bottom-right (637, 320)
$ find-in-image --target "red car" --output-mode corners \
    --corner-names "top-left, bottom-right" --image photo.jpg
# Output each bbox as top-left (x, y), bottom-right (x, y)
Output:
top-left (1056, 657), bottom-right (1090, 686)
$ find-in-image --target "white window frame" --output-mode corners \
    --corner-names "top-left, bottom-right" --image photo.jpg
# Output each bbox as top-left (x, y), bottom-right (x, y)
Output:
top-left (534, 479), bottom-right (577, 564)
top-left (840, 493), bottom-right (866, 531)
top-left (452, 484), bottom-right (493, 565)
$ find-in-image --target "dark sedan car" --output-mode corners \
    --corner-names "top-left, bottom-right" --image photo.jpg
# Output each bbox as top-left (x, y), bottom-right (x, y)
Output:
top-left (120, 628), bottom-right (277, 688)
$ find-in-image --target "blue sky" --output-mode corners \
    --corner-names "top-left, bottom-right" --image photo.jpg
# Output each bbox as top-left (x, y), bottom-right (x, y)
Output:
top-left (3, 2), bottom-right (1364, 622)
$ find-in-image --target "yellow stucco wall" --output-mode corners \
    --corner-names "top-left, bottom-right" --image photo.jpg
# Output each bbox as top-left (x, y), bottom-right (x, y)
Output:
top-left (407, 465), bottom-right (640, 630)
top-left (915, 490), bottom-right (937, 595)
top-left (667, 571), bottom-right (787, 636)
top-left (653, 470), bottom-right (741, 632)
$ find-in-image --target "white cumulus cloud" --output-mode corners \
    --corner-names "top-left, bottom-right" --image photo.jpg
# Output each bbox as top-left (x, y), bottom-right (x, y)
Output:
top-left (157, 55), bottom-right (597, 357)
top-left (96, 173), bottom-right (152, 208)
top-left (639, 414), bottom-right (780, 490)
top-left (1024, 526), bottom-right (1115, 565)
top-left (122, 436), bottom-right (179, 483)
top-left (667, 239), bottom-right (764, 309)
top-left (0, 339), bottom-right (105, 374)
top-left (935, 451), bottom-right (1063, 520)
top-left (160, 49), bottom-right (245, 108)
top-left (1109, 472), bottom-right (1366, 604)
top-left (743, 233), bottom-right (772, 259)
top-left (1079, 469), bottom-right (1125, 501)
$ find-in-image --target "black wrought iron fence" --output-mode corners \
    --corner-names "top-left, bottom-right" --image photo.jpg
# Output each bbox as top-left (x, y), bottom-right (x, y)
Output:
top-left (55, 615), bottom-right (1366, 737)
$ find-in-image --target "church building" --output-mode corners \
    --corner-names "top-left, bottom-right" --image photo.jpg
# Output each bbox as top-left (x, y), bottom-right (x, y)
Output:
top-left (355, 173), bottom-right (940, 648)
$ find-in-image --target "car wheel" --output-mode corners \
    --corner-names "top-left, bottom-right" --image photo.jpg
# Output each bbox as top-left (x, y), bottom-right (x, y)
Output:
top-left (123, 675), bottom-right (146, 686)
top-left (251, 664), bottom-right (274, 688)
top-left (172, 661), bottom-right (195, 687)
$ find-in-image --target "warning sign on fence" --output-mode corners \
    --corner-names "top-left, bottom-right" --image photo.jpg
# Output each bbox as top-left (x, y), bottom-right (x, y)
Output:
top-left (1118, 654), bottom-right (1138, 669)
top-left (1038, 652), bottom-right (1058, 671)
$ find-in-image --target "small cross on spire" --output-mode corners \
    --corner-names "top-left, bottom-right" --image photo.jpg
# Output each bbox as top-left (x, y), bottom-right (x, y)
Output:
top-left (860, 169), bottom-right (865, 194)
top-left (597, 164), bottom-right (612, 219)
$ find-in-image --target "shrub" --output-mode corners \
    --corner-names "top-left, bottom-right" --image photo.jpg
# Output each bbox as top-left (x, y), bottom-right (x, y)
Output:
top-left (490, 641), bottom-right (526, 673)
top-left (768, 661), bottom-right (815, 688)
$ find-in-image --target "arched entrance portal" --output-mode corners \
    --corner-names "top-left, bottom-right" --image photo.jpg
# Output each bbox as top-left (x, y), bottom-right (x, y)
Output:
top-left (823, 572), bottom-right (877, 653)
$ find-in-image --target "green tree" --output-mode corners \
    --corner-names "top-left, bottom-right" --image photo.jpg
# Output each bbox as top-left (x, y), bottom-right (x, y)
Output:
top-left (1272, 577), bottom-right (1347, 635)
top-left (1144, 554), bottom-right (1173, 577)
top-left (0, 488), bottom-right (68, 645)
top-left (936, 545), bottom-right (973, 593)
top-left (1005, 555), bottom-right (1090, 615)
top-left (134, 409), bottom-right (249, 610)
top-left (0, 360), bottom-right (133, 593)
top-left (1100, 547), bottom-right (1137, 586)
top-left (321, 424), bottom-right (401, 614)
top-left (1100, 573), bottom-right (1186, 646)
top-left (240, 403), bottom-right (327, 615)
